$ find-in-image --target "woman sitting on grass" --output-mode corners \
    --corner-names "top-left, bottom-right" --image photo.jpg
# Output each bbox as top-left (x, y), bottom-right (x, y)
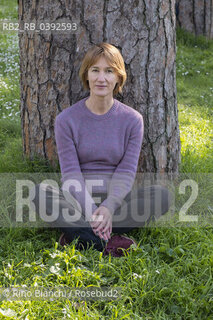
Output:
top-left (34, 42), bottom-right (172, 257)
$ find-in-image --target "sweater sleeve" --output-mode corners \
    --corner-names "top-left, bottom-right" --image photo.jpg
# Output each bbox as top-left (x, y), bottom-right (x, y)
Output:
top-left (100, 115), bottom-right (144, 215)
top-left (54, 114), bottom-right (98, 220)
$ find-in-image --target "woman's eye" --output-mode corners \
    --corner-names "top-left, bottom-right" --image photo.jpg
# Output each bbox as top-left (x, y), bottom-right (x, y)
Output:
top-left (91, 69), bottom-right (113, 73)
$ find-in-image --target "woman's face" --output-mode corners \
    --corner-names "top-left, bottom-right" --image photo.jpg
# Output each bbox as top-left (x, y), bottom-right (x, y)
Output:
top-left (87, 56), bottom-right (118, 98)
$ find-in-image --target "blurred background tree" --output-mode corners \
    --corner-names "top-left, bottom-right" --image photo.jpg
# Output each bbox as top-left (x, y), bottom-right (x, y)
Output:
top-left (176, 0), bottom-right (213, 39)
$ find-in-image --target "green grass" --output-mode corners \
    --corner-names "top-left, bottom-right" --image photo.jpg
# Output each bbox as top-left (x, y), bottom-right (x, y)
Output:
top-left (0, 32), bottom-right (20, 123)
top-left (0, 1), bottom-right (213, 318)
top-left (0, 0), bottom-right (18, 20)
top-left (176, 27), bottom-right (213, 174)
top-left (0, 0), bottom-right (19, 122)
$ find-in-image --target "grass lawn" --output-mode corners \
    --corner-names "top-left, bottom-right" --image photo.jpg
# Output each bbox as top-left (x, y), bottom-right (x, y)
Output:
top-left (0, 2), bottom-right (213, 319)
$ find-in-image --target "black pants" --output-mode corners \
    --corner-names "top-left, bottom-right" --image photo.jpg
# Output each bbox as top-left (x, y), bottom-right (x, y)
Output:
top-left (32, 184), bottom-right (173, 251)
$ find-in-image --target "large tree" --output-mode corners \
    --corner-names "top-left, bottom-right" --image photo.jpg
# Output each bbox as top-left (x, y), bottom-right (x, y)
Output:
top-left (176, 0), bottom-right (213, 39)
top-left (18, 0), bottom-right (181, 174)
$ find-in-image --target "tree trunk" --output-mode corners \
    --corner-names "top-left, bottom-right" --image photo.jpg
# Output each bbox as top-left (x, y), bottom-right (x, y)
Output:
top-left (18, 0), bottom-right (181, 174)
top-left (176, 0), bottom-right (213, 39)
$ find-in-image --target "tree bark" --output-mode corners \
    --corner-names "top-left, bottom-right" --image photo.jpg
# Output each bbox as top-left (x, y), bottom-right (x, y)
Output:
top-left (176, 0), bottom-right (213, 39)
top-left (18, 0), bottom-right (181, 174)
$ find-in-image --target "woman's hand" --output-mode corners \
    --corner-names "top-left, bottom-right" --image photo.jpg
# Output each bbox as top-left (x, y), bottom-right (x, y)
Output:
top-left (90, 206), bottom-right (112, 241)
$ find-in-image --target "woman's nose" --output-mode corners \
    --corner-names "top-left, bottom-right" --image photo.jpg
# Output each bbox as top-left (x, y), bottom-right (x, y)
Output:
top-left (97, 72), bottom-right (105, 81)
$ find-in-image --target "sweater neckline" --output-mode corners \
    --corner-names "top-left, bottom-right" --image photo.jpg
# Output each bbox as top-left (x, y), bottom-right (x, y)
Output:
top-left (82, 97), bottom-right (117, 120)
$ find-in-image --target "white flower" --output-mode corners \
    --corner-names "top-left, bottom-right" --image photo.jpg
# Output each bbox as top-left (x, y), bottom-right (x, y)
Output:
top-left (50, 265), bottom-right (60, 274)
top-left (49, 252), bottom-right (58, 258)
top-left (23, 263), bottom-right (31, 268)
top-left (133, 273), bottom-right (142, 279)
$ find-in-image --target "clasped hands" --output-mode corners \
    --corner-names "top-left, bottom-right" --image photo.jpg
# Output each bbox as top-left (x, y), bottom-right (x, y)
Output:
top-left (89, 206), bottom-right (112, 241)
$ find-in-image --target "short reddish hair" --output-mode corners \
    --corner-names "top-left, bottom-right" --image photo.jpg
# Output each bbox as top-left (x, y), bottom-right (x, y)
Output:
top-left (79, 43), bottom-right (127, 95)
